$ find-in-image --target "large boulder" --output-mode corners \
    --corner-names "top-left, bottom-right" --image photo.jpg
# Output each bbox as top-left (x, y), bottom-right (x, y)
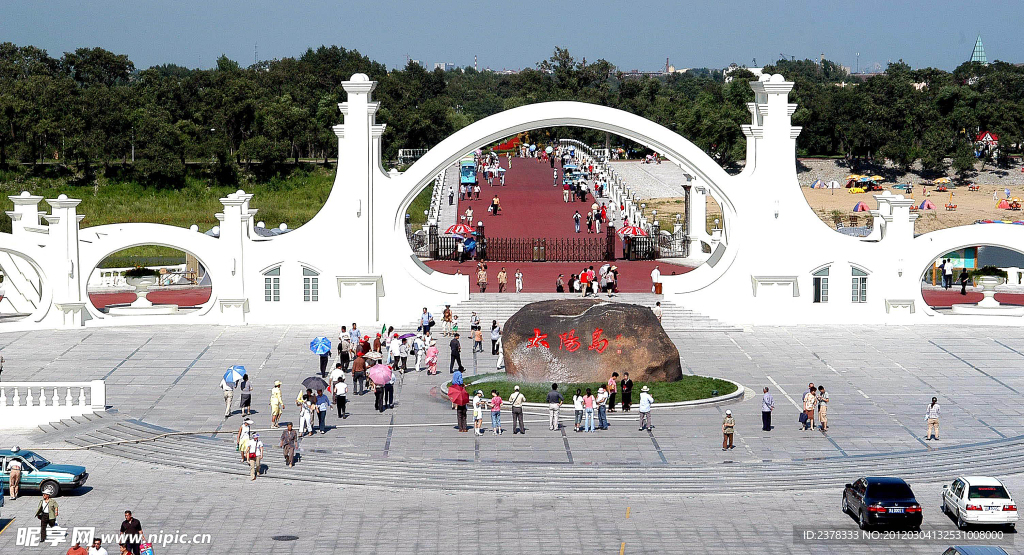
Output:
top-left (503, 299), bottom-right (682, 383)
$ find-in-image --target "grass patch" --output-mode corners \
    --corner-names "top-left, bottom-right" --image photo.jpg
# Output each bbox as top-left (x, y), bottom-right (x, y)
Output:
top-left (462, 372), bottom-right (736, 403)
top-left (407, 183), bottom-right (434, 226)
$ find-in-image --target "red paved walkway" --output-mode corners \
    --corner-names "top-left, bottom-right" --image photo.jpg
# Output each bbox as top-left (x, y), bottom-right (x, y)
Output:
top-left (921, 289), bottom-right (1024, 308)
top-left (89, 287), bottom-right (212, 309)
top-left (432, 155), bottom-right (690, 292)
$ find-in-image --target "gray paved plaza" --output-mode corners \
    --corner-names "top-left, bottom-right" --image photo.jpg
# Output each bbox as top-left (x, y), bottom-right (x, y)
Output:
top-left (2, 322), bottom-right (1024, 553)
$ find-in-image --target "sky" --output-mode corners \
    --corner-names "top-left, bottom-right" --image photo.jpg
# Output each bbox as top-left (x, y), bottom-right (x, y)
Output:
top-left (0, 0), bottom-right (1018, 73)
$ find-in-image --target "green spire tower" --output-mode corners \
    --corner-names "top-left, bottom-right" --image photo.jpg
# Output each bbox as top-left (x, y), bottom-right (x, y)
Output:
top-left (970, 35), bottom-right (987, 64)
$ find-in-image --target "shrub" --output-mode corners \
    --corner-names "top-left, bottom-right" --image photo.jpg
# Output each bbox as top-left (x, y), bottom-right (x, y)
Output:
top-left (124, 266), bottom-right (160, 278)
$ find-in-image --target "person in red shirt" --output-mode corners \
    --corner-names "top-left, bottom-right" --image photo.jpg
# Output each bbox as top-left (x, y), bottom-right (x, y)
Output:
top-left (65, 542), bottom-right (88, 555)
top-left (579, 271), bottom-right (590, 297)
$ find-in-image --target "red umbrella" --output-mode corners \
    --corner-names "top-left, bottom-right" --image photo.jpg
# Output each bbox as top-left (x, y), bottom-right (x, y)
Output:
top-left (447, 384), bottom-right (469, 405)
top-left (616, 225), bottom-right (648, 237)
top-left (367, 363), bottom-right (393, 385)
top-left (445, 224), bottom-right (475, 235)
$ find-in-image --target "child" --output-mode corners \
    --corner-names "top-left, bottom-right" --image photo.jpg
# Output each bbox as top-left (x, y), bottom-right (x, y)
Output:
top-left (473, 328), bottom-right (483, 353)
top-left (489, 389), bottom-right (503, 435)
top-left (452, 315), bottom-right (460, 334)
top-left (472, 390), bottom-right (485, 436)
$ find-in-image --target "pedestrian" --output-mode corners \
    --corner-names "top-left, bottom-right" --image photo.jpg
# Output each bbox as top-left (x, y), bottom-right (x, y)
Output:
top-left (334, 374), bottom-right (348, 418)
top-left (497, 267), bottom-right (508, 292)
top-left (236, 418), bottom-right (253, 463)
top-left (490, 389), bottom-right (503, 435)
top-left (722, 409), bottom-right (735, 451)
top-left (247, 433), bottom-right (264, 480)
top-left (553, 168), bottom-right (558, 186)
top-left (943, 259), bottom-right (953, 290)
top-left (509, 385), bottom-right (526, 434)
top-left (279, 422), bottom-right (297, 467)
top-left (491, 194), bottom-right (500, 215)
top-left (412, 334), bottom-right (425, 371)
top-left (573, 210), bottom-right (581, 233)
top-left (638, 385), bottom-right (654, 431)
top-left (817, 385), bottom-right (829, 432)
top-left (556, 274), bottom-right (565, 293)
top-left (547, 383), bottom-right (564, 430)
top-left (761, 387), bottom-right (774, 431)
top-left (239, 374), bottom-right (253, 416)
top-left (419, 307), bottom-right (434, 335)
top-left (572, 388), bottom-right (585, 432)
top-left (563, 182), bottom-right (571, 202)
top-left (118, 511), bottom-right (143, 555)
top-left (607, 372), bottom-right (618, 412)
top-left (583, 388), bottom-right (596, 432)
top-left (351, 354), bottom-right (367, 395)
top-left (652, 301), bottom-right (663, 323)
top-left (298, 391), bottom-right (314, 436)
top-left (426, 340), bottom-right (439, 375)
top-left (470, 310), bottom-right (481, 330)
top-left (468, 327), bottom-right (481, 353)
top-left (651, 265), bottom-right (661, 293)
top-left (315, 389), bottom-right (330, 433)
top-left (35, 492), bottom-right (58, 543)
top-left (490, 321), bottom-right (501, 355)
top-left (448, 186), bottom-right (454, 205)
top-left (474, 184), bottom-right (481, 200)
top-left (67, 541), bottom-right (88, 555)
top-left (620, 372), bottom-right (633, 412)
top-left (318, 348), bottom-right (330, 378)
top-left (449, 333), bottom-right (464, 372)
top-left (959, 268), bottom-right (970, 295)
top-left (473, 390), bottom-right (485, 435)
top-left (220, 375), bottom-right (237, 419)
top-left (374, 375), bottom-right (386, 412)
top-left (515, 268), bottom-right (524, 293)
top-left (269, 380), bottom-right (284, 428)
top-left (398, 338), bottom-right (409, 372)
top-left (477, 264), bottom-right (488, 293)
top-left (596, 386), bottom-right (609, 429)
top-left (455, 386), bottom-right (469, 433)
top-left (801, 383), bottom-right (816, 430)
top-left (442, 304), bottom-right (453, 336)
top-left (7, 454), bottom-right (21, 499)
top-left (384, 367), bottom-right (395, 409)
top-left (88, 538), bottom-right (108, 555)
top-left (926, 397), bottom-right (940, 440)
top-left (456, 239), bottom-right (465, 264)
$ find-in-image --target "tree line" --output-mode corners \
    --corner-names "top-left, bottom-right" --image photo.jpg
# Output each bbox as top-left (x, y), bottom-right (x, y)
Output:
top-left (1, 42), bottom-right (1022, 187)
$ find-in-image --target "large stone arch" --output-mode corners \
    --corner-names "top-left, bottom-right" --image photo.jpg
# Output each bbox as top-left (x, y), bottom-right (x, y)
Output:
top-left (385, 101), bottom-right (740, 291)
top-left (0, 236), bottom-right (54, 324)
top-left (77, 223), bottom-right (223, 319)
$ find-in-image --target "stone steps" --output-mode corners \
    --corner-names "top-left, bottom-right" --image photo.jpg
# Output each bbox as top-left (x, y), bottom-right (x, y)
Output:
top-left (54, 418), bottom-right (1024, 493)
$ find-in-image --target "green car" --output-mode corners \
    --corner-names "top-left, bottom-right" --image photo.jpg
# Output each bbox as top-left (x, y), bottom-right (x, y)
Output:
top-left (0, 448), bottom-right (88, 497)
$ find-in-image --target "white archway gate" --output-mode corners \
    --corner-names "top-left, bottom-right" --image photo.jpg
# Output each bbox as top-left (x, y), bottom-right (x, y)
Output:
top-left (4, 73), bottom-right (1024, 329)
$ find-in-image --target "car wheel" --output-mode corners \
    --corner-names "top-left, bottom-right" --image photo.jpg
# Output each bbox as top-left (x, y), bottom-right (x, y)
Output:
top-left (957, 510), bottom-right (967, 531)
top-left (859, 510), bottom-right (868, 531)
top-left (941, 499), bottom-right (947, 515)
top-left (40, 480), bottom-right (59, 497)
top-left (842, 496), bottom-right (849, 515)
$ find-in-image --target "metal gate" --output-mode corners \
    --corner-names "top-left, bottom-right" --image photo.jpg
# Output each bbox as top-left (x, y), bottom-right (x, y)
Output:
top-left (485, 237), bottom-right (609, 262)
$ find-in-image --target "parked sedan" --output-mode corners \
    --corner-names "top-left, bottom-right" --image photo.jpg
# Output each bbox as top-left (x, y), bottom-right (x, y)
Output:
top-left (942, 476), bottom-right (1018, 531)
top-left (0, 448), bottom-right (88, 497)
top-left (842, 477), bottom-right (923, 530)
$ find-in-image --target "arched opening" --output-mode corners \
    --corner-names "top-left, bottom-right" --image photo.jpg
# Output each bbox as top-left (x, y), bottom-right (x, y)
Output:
top-left (0, 250), bottom-right (45, 322)
top-left (920, 245), bottom-right (1024, 313)
top-left (400, 126), bottom-right (731, 293)
top-left (87, 246), bottom-right (213, 315)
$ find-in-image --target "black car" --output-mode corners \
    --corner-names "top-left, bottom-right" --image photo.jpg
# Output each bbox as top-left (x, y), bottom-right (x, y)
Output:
top-left (843, 477), bottom-right (923, 530)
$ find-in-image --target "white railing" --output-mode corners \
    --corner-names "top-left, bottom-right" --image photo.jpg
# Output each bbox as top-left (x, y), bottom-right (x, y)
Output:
top-left (0, 380), bottom-right (106, 429)
top-left (559, 139), bottom-right (647, 229)
top-left (398, 148), bottom-right (429, 165)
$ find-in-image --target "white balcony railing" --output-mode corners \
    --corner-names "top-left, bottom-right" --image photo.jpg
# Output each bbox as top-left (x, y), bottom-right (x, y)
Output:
top-left (0, 380), bottom-right (106, 429)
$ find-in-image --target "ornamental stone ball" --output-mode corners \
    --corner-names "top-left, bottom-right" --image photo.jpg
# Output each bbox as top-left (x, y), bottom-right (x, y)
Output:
top-left (502, 299), bottom-right (682, 383)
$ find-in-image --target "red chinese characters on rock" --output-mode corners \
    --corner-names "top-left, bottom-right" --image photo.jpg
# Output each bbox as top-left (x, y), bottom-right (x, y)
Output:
top-left (526, 327), bottom-right (611, 353)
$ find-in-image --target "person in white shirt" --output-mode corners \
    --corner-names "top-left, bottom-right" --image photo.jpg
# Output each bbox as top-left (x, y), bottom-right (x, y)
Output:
top-left (638, 386), bottom-right (654, 431)
top-left (88, 539), bottom-right (109, 555)
top-left (220, 378), bottom-right (237, 419)
top-left (388, 334), bottom-right (402, 366)
top-left (412, 335), bottom-right (426, 371)
top-left (472, 390), bottom-right (485, 435)
top-left (334, 375), bottom-right (348, 418)
top-left (650, 265), bottom-right (661, 293)
top-left (596, 387), bottom-right (610, 430)
top-left (247, 433), bottom-right (264, 481)
top-left (652, 301), bottom-right (663, 323)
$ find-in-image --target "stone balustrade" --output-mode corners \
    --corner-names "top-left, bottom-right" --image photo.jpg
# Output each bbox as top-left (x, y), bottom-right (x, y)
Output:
top-left (0, 380), bottom-right (106, 429)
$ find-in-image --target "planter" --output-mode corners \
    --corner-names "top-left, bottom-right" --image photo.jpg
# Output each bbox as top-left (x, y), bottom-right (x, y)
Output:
top-left (126, 276), bottom-right (159, 307)
top-left (976, 275), bottom-right (1004, 308)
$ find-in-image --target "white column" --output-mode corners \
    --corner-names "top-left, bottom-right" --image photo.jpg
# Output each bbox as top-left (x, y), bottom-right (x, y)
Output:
top-left (215, 191), bottom-right (251, 322)
top-left (44, 195), bottom-right (86, 327)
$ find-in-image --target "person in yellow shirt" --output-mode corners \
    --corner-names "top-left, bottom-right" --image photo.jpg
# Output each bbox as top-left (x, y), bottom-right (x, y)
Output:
top-left (269, 380), bottom-right (284, 428)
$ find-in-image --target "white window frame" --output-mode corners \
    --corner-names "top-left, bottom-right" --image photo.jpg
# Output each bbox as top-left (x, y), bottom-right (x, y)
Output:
top-left (851, 267), bottom-right (868, 303)
top-left (302, 267), bottom-right (319, 302)
top-left (263, 267), bottom-right (281, 302)
top-left (812, 267), bottom-right (829, 303)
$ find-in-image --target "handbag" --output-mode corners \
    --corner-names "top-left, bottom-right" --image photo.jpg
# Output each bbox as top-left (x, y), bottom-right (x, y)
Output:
top-left (798, 412), bottom-right (808, 424)
top-left (428, 317), bottom-right (435, 327)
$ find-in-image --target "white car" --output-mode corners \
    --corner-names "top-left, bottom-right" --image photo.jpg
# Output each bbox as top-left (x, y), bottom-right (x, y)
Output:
top-left (942, 476), bottom-right (1018, 530)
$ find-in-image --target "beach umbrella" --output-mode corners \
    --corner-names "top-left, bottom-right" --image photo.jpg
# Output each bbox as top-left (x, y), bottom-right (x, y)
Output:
top-left (367, 363), bottom-right (392, 385)
top-left (399, 332), bottom-right (417, 339)
top-left (934, 177), bottom-right (951, 184)
top-left (223, 365), bottom-right (246, 384)
top-left (617, 225), bottom-right (648, 237)
top-left (445, 223), bottom-right (475, 235)
top-left (870, 175), bottom-right (884, 181)
top-left (309, 337), bottom-right (332, 355)
top-left (302, 376), bottom-right (329, 391)
top-left (845, 174), bottom-right (861, 180)
top-left (448, 384), bottom-right (469, 405)
top-left (530, 144), bottom-right (537, 151)
top-left (545, 146), bottom-right (553, 153)
top-left (858, 176), bottom-right (872, 182)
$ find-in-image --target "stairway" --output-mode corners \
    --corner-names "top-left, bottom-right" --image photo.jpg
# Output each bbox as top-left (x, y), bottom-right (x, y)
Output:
top-left (402, 293), bottom-right (741, 333)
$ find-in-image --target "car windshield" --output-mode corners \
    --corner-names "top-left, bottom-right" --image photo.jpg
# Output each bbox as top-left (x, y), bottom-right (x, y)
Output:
top-left (968, 485), bottom-right (1010, 499)
top-left (868, 482), bottom-right (914, 499)
top-left (23, 453), bottom-right (50, 469)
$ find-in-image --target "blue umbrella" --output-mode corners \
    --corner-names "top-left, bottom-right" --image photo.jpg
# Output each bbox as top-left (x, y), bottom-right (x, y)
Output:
top-left (309, 337), bottom-right (332, 355)
top-left (223, 365), bottom-right (246, 383)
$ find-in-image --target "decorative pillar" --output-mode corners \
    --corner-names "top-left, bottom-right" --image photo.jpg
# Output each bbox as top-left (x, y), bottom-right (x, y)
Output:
top-left (215, 191), bottom-right (253, 323)
top-left (6, 191), bottom-right (45, 236)
top-left (44, 195), bottom-right (86, 327)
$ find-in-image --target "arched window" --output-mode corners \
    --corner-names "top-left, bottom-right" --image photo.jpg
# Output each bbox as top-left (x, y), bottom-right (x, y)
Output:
top-left (812, 267), bottom-right (829, 303)
top-left (263, 267), bottom-right (281, 302)
top-left (851, 267), bottom-right (868, 303)
top-left (303, 267), bottom-right (319, 302)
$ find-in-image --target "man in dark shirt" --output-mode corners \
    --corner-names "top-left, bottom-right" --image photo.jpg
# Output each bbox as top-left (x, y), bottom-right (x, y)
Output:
top-left (620, 373), bottom-right (634, 412)
top-left (449, 333), bottom-right (464, 373)
top-left (546, 383), bottom-right (564, 430)
top-left (119, 510), bottom-right (143, 555)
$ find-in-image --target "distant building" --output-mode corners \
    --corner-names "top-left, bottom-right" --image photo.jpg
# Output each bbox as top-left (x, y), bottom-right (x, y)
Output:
top-left (970, 35), bottom-right (988, 64)
top-left (433, 62), bottom-right (455, 71)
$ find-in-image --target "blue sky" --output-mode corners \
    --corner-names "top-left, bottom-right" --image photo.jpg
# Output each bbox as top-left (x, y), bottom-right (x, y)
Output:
top-left (0, 0), bottom-right (1015, 72)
